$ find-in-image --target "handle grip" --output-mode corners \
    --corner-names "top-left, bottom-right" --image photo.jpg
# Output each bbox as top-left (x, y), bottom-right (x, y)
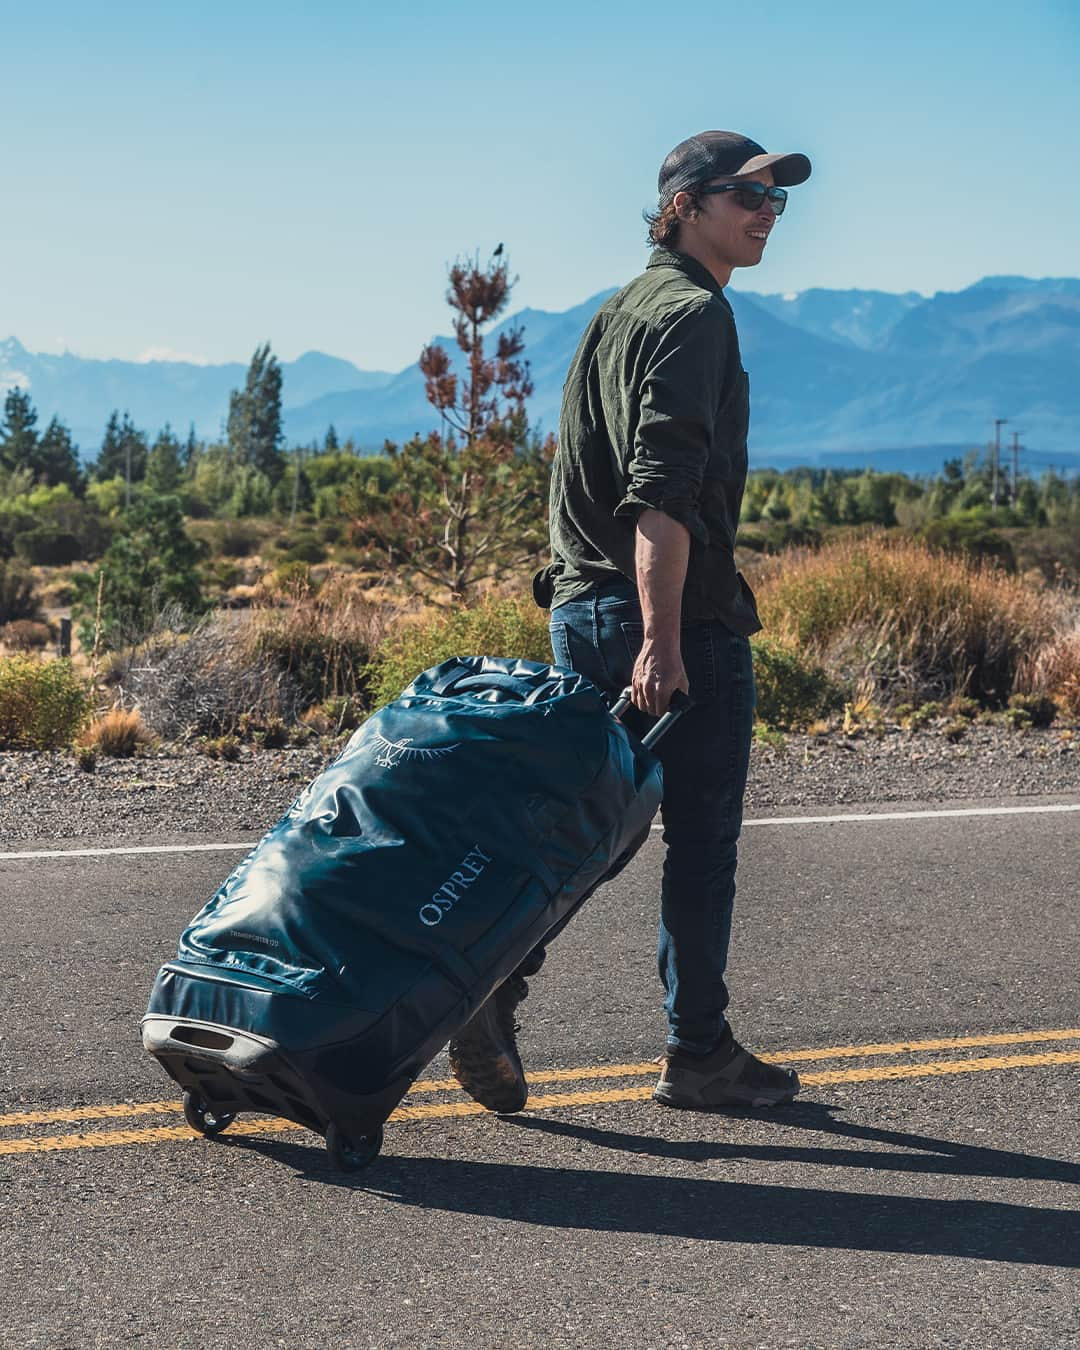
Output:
top-left (611, 688), bottom-right (693, 748)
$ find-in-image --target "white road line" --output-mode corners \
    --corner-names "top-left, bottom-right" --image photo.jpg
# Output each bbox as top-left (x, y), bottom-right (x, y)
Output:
top-left (1, 802), bottom-right (1077, 861)
top-left (737, 803), bottom-right (1080, 828)
top-left (652, 803), bottom-right (1080, 830)
top-left (0, 842), bottom-right (259, 861)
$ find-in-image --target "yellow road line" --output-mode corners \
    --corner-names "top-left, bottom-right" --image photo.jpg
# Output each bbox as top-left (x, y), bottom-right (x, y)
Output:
top-left (4, 1027), bottom-right (1079, 1131)
top-left (411, 1027), bottom-right (1080, 1093)
top-left (767, 1027), bottom-right (1080, 1064)
top-left (0, 1100), bottom-right (184, 1129)
top-left (2, 1048), bottom-right (1078, 1159)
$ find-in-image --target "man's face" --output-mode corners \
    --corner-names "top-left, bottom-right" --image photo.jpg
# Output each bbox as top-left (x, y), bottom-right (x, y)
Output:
top-left (682, 165), bottom-right (779, 271)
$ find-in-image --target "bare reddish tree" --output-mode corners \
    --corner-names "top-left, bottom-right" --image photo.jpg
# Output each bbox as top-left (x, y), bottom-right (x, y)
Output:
top-left (353, 249), bottom-right (552, 604)
top-left (419, 252), bottom-right (533, 449)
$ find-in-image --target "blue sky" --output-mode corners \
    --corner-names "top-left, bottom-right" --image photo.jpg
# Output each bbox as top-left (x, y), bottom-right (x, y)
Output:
top-left (3, 0), bottom-right (1078, 371)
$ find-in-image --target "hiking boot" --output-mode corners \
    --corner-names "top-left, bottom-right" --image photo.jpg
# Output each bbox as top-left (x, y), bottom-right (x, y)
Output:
top-left (654, 1027), bottom-right (800, 1110)
top-left (448, 974), bottom-right (529, 1113)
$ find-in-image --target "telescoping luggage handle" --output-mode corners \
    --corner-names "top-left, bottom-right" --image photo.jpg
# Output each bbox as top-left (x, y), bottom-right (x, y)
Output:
top-left (611, 688), bottom-right (693, 749)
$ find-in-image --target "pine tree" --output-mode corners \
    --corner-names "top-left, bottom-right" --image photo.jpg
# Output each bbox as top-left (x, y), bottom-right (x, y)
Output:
top-left (93, 411), bottom-right (148, 485)
top-left (79, 493), bottom-right (205, 649)
top-left (324, 424), bottom-right (339, 452)
top-left (0, 388), bottom-right (39, 474)
top-left (808, 471), bottom-right (842, 526)
top-left (35, 417), bottom-right (85, 492)
top-left (227, 342), bottom-right (285, 484)
top-left (146, 425), bottom-right (184, 495)
top-left (183, 424), bottom-right (200, 472)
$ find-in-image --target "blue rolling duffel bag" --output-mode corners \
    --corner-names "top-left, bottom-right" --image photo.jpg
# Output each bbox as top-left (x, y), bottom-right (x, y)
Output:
top-left (141, 655), bottom-right (687, 1170)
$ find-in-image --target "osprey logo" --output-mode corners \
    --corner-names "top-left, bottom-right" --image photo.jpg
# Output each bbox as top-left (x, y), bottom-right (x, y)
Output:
top-left (370, 733), bottom-right (461, 770)
top-left (418, 845), bottom-right (493, 927)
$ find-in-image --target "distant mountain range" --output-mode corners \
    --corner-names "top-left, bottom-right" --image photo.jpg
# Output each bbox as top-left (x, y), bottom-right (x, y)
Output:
top-left (3, 274), bottom-right (1078, 476)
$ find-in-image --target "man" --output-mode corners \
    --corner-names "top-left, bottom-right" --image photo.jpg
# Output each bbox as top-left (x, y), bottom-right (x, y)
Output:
top-left (449, 131), bottom-right (811, 1113)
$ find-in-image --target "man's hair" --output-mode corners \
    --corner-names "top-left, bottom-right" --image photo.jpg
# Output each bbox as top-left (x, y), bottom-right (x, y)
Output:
top-left (643, 185), bottom-right (705, 247)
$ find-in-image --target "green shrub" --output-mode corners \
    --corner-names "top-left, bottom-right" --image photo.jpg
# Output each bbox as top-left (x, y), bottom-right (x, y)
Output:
top-left (72, 494), bottom-right (206, 652)
top-left (201, 734), bottom-right (241, 761)
top-left (270, 560), bottom-right (317, 591)
top-left (368, 595), bottom-right (553, 710)
top-left (750, 637), bottom-right (845, 730)
top-left (920, 514), bottom-right (1016, 569)
top-left (212, 520), bottom-right (262, 558)
top-left (1007, 692), bottom-right (1056, 728)
top-left (235, 711), bottom-right (290, 748)
top-left (737, 521), bottom-right (821, 554)
top-left (0, 656), bottom-right (90, 749)
top-left (5, 492), bottom-right (111, 563)
top-left (283, 534), bottom-right (327, 565)
top-left (254, 717), bottom-right (290, 750)
top-left (207, 560), bottom-right (243, 591)
top-left (319, 694), bottom-right (363, 732)
top-left (0, 561), bottom-right (39, 624)
top-left (13, 526), bottom-right (84, 566)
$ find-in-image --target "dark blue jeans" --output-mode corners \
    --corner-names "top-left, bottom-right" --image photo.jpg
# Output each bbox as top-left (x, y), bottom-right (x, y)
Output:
top-left (546, 580), bottom-right (755, 1054)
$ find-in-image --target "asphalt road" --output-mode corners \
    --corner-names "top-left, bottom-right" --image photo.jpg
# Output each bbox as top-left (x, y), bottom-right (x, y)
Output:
top-left (1, 796), bottom-right (1078, 1349)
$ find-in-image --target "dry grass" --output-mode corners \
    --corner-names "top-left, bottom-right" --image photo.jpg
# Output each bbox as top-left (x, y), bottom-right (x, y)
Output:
top-left (79, 707), bottom-right (151, 758)
top-left (1, 619), bottom-right (51, 652)
top-left (755, 534), bottom-right (1067, 707)
top-left (1018, 622), bottom-right (1080, 717)
top-left (248, 570), bottom-right (395, 705)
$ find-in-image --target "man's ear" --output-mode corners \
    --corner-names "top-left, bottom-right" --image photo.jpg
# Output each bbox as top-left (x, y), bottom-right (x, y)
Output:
top-left (672, 190), bottom-right (698, 223)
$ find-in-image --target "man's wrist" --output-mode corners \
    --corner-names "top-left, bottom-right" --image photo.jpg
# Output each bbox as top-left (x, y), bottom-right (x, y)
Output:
top-left (641, 625), bottom-right (681, 649)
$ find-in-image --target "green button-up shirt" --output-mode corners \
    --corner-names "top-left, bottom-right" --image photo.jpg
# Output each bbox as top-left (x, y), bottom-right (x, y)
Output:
top-left (535, 247), bottom-right (761, 634)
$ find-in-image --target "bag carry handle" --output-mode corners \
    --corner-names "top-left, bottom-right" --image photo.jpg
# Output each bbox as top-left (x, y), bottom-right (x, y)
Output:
top-left (611, 688), bottom-right (693, 749)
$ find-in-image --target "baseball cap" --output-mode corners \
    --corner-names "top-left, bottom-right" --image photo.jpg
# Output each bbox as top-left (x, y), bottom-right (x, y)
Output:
top-left (658, 131), bottom-right (812, 205)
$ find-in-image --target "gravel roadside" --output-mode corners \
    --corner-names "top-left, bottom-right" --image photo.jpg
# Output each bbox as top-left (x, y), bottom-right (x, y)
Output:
top-left (1, 722), bottom-right (1077, 844)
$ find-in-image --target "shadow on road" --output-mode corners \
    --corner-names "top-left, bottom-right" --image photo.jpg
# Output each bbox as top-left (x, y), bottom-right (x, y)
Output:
top-left (230, 1100), bottom-right (1079, 1267)
top-left (507, 1100), bottom-right (1080, 1185)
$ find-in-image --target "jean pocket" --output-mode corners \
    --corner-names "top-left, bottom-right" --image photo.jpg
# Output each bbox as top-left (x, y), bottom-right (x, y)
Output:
top-left (549, 622), bottom-right (571, 671)
top-left (620, 621), bottom-right (644, 671)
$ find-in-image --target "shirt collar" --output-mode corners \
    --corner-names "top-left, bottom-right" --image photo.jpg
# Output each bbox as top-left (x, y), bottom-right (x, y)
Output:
top-left (646, 247), bottom-right (727, 298)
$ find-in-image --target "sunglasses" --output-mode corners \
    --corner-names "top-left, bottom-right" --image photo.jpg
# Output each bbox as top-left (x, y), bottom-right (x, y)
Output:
top-left (699, 182), bottom-right (788, 216)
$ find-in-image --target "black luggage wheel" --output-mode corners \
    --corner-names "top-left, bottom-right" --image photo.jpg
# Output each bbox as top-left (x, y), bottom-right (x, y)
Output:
top-left (325, 1122), bottom-right (384, 1171)
top-left (182, 1090), bottom-right (235, 1137)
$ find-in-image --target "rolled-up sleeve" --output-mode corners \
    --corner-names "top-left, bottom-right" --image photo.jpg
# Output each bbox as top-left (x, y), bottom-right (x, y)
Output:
top-left (613, 305), bottom-right (727, 545)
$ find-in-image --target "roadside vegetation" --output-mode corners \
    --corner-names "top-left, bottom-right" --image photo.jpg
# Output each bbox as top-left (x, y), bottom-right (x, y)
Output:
top-left (1, 249), bottom-right (1078, 754)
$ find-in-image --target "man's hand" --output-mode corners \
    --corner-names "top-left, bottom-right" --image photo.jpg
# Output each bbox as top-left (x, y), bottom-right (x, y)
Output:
top-left (632, 636), bottom-right (689, 718)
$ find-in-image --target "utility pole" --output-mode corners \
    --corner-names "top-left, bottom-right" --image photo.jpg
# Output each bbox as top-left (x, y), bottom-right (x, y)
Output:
top-left (289, 442), bottom-right (301, 525)
top-left (992, 418), bottom-right (1007, 508)
top-left (1010, 431), bottom-right (1021, 506)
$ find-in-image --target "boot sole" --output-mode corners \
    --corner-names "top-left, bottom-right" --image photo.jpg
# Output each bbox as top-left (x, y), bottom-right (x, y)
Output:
top-left (448, 1008), bottom-right (528, 1114)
